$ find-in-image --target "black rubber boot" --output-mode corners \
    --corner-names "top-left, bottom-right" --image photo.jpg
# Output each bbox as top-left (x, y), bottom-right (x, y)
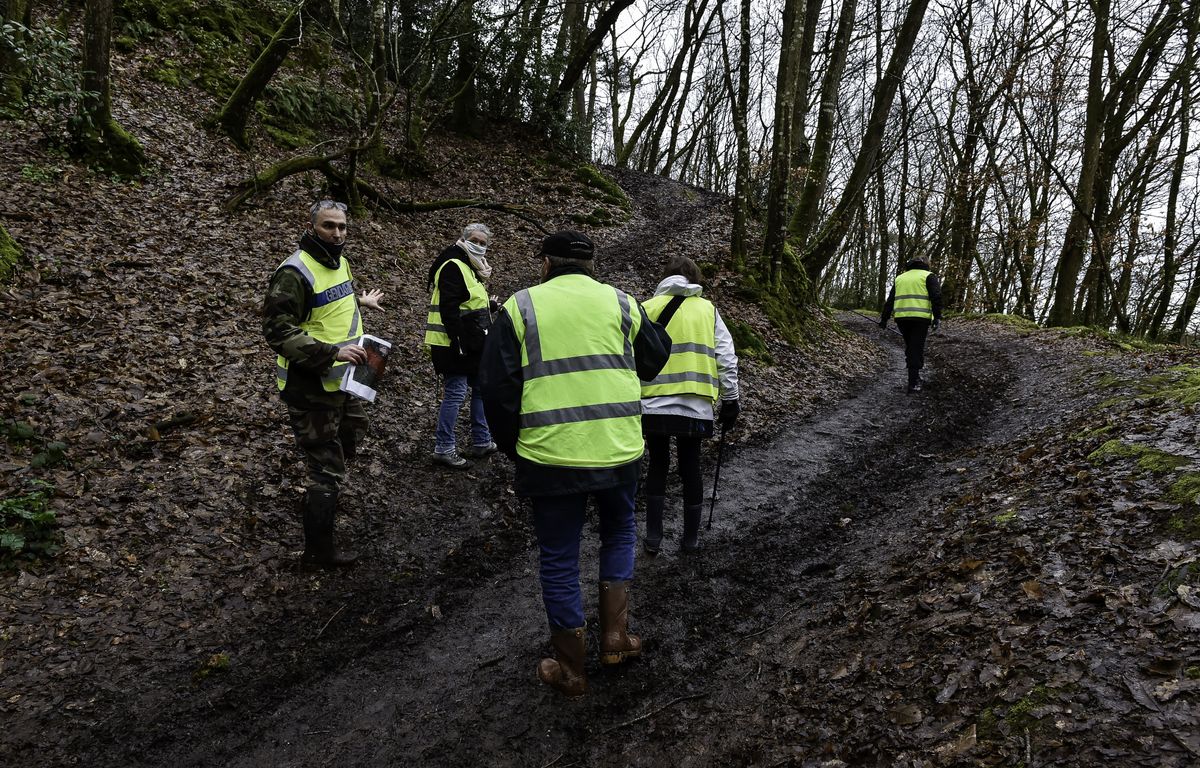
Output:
top-left (644, 495), bottom-right (665, 555)
top-left (681, 503), bottom-right (702, 552)
top-left (301, 488), bottom-right (358, 568)
top-left (907, 369), bottom-right (921, 393)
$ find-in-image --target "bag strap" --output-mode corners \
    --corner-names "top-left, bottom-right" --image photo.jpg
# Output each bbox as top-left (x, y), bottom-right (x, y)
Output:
top-left (654, 295), bottom-right (688, 327)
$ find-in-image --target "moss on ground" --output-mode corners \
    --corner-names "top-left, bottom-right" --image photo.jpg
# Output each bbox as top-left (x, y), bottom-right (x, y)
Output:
top-left (574, 164), bottom-right (630, 211)
top-left (1135, 365), bottom-right (1200, 405)
top-left (1087, 440), bottom-right (1189, 473)
top-left (984, 313), bottom-right (1039, 330)
top-left (0, 222), bottom-right (22, 285)
top-left (727, 320), bottom-right (772, 365)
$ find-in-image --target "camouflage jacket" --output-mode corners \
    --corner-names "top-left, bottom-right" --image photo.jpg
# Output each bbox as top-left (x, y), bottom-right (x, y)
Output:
top-left (262, 237), bottom-right (353, 395)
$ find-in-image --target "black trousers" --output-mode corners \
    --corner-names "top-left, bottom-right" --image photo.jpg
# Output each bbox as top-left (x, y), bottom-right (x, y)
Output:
top-left (644, 434), bottom-right (704, 507)
top-left (895, 318), bottom-right (930, 381)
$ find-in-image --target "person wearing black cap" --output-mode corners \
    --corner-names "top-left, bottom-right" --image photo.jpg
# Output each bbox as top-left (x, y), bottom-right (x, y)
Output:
top-left (479, 229), bottom-right (671, 697)
top-left (879, 256), bottom-right (943, 393)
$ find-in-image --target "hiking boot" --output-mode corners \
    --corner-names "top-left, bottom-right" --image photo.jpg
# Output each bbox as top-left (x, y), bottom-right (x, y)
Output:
top-left (908, 380), bottom-right (923, 393)
top-left (432, 449), bottom-right (470, 469)
top-left (461, 441), bottom-right (497, 458)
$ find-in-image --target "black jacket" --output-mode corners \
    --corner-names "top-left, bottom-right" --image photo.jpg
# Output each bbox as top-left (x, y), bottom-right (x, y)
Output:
top-left (880, 271), bottom-right (944, 325)
top-left (427, 244), bottom-right (492, 376)
top-left (478, 264), bottom-right (672, 496)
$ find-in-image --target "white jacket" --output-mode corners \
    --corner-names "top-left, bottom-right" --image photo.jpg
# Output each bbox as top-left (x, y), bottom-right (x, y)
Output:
top-left (640, 275), bottom-right (740, 421)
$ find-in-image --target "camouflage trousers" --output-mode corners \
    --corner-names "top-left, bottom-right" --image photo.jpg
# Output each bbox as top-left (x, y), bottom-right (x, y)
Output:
top-left (282, 388), bottom-right (369, 493)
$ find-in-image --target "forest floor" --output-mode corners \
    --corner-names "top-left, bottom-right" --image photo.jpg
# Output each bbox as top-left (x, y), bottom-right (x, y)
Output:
top-left (2, 65), bottom-right (1200, 767)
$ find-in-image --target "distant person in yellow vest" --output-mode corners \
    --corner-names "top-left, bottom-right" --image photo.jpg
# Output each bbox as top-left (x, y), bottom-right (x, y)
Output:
top-left (262, 200), bottom-right (385, 567)
top-left (424, 223), bottom-right (499, 468)
top-left (879, 256), bottom-right (943, 393)
top-left (640, 255), bottom-right (740, 554)
top-left (479, 230), bottom-right (671, 697)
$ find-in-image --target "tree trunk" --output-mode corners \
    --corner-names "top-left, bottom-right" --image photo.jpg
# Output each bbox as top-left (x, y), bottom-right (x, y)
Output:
top-left (78, 0), bottom-right (145, 175)
top-left (799, 0), bottom-right (931, 288)
top-left (720, 0), bottom-right (751, 268)
top-left (759, 0), bottom-right (803, 286)
top-left (211, 0), bottom-right (323, 150)
top-left (787, 0), bottom-right (858, 253)
top-left (1148, 5), bottom-right (1198, 338)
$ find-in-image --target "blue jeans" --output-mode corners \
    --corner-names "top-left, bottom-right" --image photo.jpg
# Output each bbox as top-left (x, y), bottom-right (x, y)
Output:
top-left (435, 375), bottom-right (491, 453)
top-left (531, 481), bottom-right (638, 630)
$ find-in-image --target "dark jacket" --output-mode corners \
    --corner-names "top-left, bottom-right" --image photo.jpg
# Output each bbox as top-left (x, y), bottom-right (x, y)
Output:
top-left (880, 270), bottom-right (944, 325)
top-left (427, 244), bottom-right (493, 376)
top-left (478, 264), bottom-right (672, 497)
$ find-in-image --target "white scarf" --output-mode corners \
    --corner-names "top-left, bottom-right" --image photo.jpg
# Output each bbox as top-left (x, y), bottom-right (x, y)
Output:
top-left (458, 239), bottom-right (492, 280)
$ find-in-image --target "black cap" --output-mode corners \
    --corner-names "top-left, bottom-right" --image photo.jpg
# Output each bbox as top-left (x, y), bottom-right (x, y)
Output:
top-left (540, 230), bottom-right (595, 260)
top-left (906, 256), bottom-right (929, 269)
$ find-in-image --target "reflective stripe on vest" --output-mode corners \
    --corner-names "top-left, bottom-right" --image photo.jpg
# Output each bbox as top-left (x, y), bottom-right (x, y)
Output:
top-left (505, 273), bottom-right (644, 468)
top-left (274, 249), bottom-right (360, 392)
top-left (424, 258), bottom-right (489, 347)
top-left (893, 269), bottom-right (933, 319)
top-left (639, 294), bottom-right (719, 401)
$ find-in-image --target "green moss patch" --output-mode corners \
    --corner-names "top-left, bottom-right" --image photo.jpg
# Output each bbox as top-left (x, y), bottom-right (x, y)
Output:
top-left (727, 320), bottom-right (772, 365)
top-left (575, 164), bottom-right (630, 211)
top-left (1135, 365), bottom-right (1200, 405)
top-left (984, 313), bottom-right (1039, 330)
top-left (1087, 440), bottom-right (1190, 473)
top-left (0, 223), bottom-right (21, 284)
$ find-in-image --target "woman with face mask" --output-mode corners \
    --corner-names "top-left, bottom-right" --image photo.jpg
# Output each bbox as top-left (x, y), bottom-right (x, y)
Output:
top-left (423, 223), bottom-right (500, 468)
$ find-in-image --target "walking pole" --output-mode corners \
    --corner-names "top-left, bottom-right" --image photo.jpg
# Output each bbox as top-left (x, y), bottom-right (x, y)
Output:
top-left (706, 424), bottom-right (726, 530)
top-left (849, 309), bottom-right (903, 337)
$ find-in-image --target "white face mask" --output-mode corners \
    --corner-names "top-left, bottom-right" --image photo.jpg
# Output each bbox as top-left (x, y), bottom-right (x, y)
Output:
top-left (458, 239), bottom-right (492, 279)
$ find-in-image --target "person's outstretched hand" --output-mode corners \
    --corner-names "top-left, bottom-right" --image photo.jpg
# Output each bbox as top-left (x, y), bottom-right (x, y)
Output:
top-left (359, 289), bottom-right (384, 310)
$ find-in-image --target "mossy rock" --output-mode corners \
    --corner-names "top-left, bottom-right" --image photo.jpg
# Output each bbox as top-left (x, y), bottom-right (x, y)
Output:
top-left (727, 320), bottom-right (772, 365)
top-left (0, 223), bottom-right (22, 285)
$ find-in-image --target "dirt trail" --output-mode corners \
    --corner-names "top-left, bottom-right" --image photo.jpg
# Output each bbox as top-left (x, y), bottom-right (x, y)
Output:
top-left (98, 312), bottom-right (1085, 768)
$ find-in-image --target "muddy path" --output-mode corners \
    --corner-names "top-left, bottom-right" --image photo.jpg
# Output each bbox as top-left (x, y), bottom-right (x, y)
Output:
top-left (82, 313), bottom-right (1092, 767)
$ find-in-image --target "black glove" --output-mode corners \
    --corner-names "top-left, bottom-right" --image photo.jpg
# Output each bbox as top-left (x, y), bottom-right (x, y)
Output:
top-left (718, 399), bottom-right (740, 429)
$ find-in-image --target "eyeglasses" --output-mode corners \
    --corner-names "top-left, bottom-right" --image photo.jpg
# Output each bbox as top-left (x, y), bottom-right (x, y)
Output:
top-left (311, 200), bottom-right (348, 214)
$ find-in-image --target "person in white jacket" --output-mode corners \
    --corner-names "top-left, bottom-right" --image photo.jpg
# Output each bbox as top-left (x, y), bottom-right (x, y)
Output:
top-left (639, 256), bottom-right (740, 553)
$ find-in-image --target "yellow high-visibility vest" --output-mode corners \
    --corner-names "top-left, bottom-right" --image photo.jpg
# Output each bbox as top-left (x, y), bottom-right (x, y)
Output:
top-left (894, 269), bottom-right (933, 320)
top-left (274, 249), bottom-right (360, 392)
top-left (424, 259), bottom-right (489, 347)
top-left (505, 273), bottom-right (644, 468)
top-left (640, 294), bottom-right (719, 402)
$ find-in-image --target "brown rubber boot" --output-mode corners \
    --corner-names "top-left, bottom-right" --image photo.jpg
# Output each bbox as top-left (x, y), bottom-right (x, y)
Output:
top-left (537, 627), bottom-right (587, 697)
top-left (300, 488), bottom-right (359, 568)
top-left (598, 581), bottom-right (642, 665)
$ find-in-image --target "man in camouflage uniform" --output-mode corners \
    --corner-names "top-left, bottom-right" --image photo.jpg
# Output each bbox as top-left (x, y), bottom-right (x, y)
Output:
top-left (262, 200), bottom-right (384, 567)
